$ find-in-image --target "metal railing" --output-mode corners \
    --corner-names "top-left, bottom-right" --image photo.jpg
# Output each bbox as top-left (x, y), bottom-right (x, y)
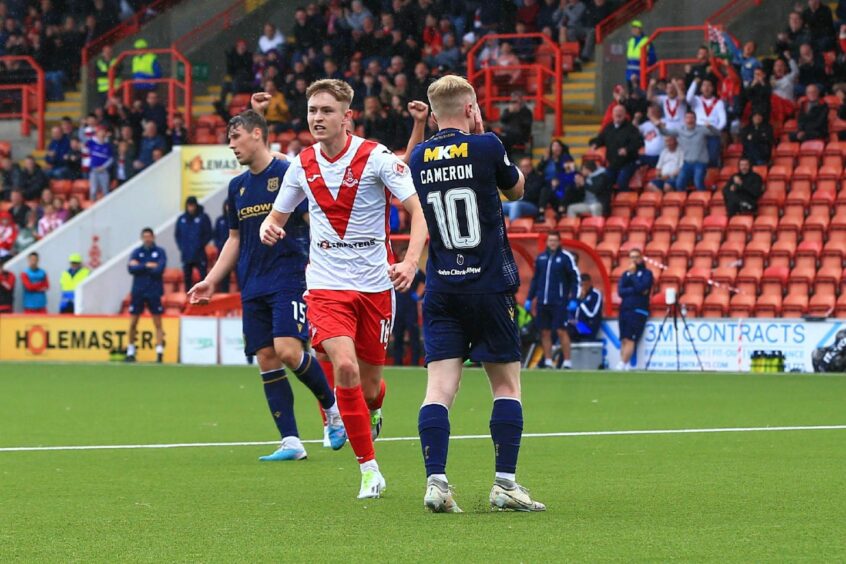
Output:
top-left (638, 25), bottom-right (713, 90)
top-left (172, 0), bottom-right (265, 53)
top-left (706, 0), bottom-right (764, 27)
top-left (595, 0), bottom-right (657, 44)
top-left (108, 48), bottom-right (192, 130)
top-left (0, 56), bottom-right (45, 150)
top-left (467, 33), bottom-right (563, 137)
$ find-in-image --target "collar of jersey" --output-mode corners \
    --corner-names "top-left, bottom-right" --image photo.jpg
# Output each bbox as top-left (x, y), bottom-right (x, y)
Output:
top-left (320, 133), bottom-right (353, 163)
top-left (248, 156), bottom-right (276, 177)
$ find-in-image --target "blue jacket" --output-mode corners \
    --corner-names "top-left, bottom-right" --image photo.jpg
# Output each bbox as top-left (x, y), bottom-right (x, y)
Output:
top-left (575, 287), bottom-right (603, 338)
top-left (213, 215), bottom-right (229, 251)
top-left (21, 267), bottom-right (48, 310)
top-left (128, 244), bottom-right (166, 297)
top-left (175, 206), bottom-right (212, 264)
top-left (46, 135), bottom-right (70, 167)
top-left (137, 135), bottom-right (166, 166)
top-left (527, 248), bottom-right (580, 306)
top-left (618, 263), bottom-right (654, 313)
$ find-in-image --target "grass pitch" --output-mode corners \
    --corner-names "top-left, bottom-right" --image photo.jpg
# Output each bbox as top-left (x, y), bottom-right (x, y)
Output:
top-left (1, 363), bottom-right (845, 562)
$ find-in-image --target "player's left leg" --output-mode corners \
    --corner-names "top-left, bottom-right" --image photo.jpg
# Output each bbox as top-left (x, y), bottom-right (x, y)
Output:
top-left (255, 345), bottom-right (306, 462)
top-left (557, 327), bottom-right (572, 369)
top-left (125, 311), bottom-right (141, 362)
top-left (150, 313), bottom-right (165, 363)
top-left (484, 361), bottom-right (545, 512)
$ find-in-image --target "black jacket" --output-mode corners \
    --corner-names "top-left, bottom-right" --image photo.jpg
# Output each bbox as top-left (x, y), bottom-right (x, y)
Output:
top-left (590, 121), bottom-right (642, 169)
top-left (522, 171), bottom-right (551, 209)
top-left (798, 101), bottom-right (829, 140)
top-left (740, 122), bottom-right (774, 161)
top-left (724, 171), bottom-right (764, 211)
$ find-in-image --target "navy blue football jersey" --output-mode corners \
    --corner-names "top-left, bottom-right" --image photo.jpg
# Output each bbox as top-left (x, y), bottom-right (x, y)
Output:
top-left (227, 158), bottom-right (309, 300)
top-left (409, 129), bottom-right (521, 294)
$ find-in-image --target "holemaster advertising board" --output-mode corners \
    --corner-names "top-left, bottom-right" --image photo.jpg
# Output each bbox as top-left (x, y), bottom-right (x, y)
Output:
top-left (0, 315), bottom-right (180, 363)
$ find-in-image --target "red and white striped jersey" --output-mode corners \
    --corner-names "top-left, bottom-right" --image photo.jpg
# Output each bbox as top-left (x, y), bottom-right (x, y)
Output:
top-left (273, 134), bottom-right (416, 292)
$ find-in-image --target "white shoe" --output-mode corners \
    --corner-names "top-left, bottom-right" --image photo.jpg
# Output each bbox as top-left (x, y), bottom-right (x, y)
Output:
top-left (322, 425), bottom-right (331, 448)
top-left (357, 469), bottom-right (387, 499)
top-left (489, 479), bottom-right (546, 512)
top-left (615, 361), bottom-right (626, 371)
top-left (423, 476), bottom-right (462, 513)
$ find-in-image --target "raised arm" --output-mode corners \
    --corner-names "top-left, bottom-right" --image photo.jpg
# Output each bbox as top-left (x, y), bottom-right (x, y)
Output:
top-left (402, 101), bottom-right (429, 164)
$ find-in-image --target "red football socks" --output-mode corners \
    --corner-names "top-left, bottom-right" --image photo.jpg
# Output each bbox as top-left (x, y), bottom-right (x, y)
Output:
top-left (336, 385), bottom-right (375, 463)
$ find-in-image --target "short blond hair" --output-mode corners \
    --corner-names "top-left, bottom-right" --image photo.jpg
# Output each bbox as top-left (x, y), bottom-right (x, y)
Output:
top-left (427, 75), bottom-right (477, 119)
top-left (306, 79), bottom-right (354, 107)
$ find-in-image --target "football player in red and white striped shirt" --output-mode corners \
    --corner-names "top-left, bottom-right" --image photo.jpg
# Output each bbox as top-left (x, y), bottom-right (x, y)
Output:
top-left (260, 79), bottom-right (428, 499)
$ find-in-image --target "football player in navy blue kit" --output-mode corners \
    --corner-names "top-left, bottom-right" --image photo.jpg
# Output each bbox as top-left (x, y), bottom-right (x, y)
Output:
top-left (408, 76), bottom-right (545, 513)
top-left (187, 107), bottom-right (346, 461)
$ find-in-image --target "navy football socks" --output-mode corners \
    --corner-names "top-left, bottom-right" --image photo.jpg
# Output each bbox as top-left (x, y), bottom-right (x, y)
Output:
top-left (292, 352), bottom-right (336, 410)
top-left (261, 368), bottom-right (299, 438)
top-left (490, 398), bottom-right (523, 475)
top-left (418, 403), bottom-right (450, 476)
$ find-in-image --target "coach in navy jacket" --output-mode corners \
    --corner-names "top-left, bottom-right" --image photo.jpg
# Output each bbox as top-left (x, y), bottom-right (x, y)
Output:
top-left (617, 247), bottom-right (654, 369)
top-left (175, 196), bottom-right (212, 288)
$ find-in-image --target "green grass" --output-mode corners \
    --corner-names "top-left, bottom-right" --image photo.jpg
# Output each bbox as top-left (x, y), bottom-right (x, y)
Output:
top-left (1, 363), bottom-right (845, 562)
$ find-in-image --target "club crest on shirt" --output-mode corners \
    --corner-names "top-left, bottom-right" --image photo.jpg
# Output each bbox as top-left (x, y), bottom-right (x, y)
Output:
top-left (267, 177), bottom-right (280, 192)
top-left (341, 167), bottom-right (359, 188)
top-left (239, 186), bottom-right (245, 196)
top-left (393, 161), bottom-right (407, 176)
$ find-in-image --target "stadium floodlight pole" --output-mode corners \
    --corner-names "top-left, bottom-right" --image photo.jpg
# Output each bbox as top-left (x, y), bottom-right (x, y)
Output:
top-left (645, 288), bottom-right (705, 372)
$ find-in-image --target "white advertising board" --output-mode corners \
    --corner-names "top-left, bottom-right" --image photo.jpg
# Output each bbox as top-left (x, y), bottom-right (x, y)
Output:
top-left (179, 317), bottom-right (219, 365)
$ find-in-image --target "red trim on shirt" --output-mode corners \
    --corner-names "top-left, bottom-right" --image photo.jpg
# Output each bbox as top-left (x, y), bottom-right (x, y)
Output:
top-left (320, 133), bottom-right (353, 163)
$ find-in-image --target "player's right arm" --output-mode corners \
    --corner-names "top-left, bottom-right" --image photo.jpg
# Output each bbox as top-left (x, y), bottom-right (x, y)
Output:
top-left (188, 229), bottom-right (239, 303)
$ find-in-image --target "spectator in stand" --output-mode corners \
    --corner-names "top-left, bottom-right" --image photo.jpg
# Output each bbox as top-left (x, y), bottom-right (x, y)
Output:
top-left (130, 39), bottom-right (162, 99)
top-left (525, 231), bottom-right (581, 369)
top-left (625, 20), bottom-right (655, 84)
top-left (19, 156), bottom-right (48, 200)
top-left (729, 41), bottom-right (762, 88)
top-left (175, 196), bottom-right (212, 290)
top-left (142, 91), bottom-right (168, 136)
top-left (498, 92), bottom-right (533, 155)
top-left (0, 211), bottom-right (16, 258)
top-left (539, 140), bottom-right (576, 213)
top-left (776, 12), bottom-right (812, 59)
top-left (566, 160), bottom-right (612, 217)
top-left (723, 157), bottom-right (764, 218)
top-left (66, 196), bottom-right (83, 221)
top-left (258, 22), bottom-right (285, 54)
top-left (134, 121), bottom-right (166, 172)
top-left (649, 77), bottom-right (687, 132)
top-left (87, 126), bottom-right (113, 201)
top-left (637, 103), bottom-right (664, 168)
top-left (796, 43), bottom-right (828, 96)
top-left (363, 95), bottom-right (392, 147)
top-left (114, 140), bottom-right (134, 185)
top-left (684, 46), bottom-right (718, 87)
top-left (59, 252), bottom-right (89, 314)
top-left (45, 126), bottom-right (70, 179)
top-left (8, 190), bottom-right (30, 228)
top-left (218, 39), bottom-right (253, 108)
top-left (646, 134), bottom-right (684, 192)
top-left (14, 211), bottom-right (38, 254)
top-left (657, 110), bottom-right (719, 191)
top-left (790, 83), bottom-right (828, 141)
top-left (589, 105), bottom-right (643, 191)
top-left (36, 189), bottom-right (54, 217)
top-left (262, 79), bottom-right (290, 132)
top-left (213, 201), bottom-right (231, 293)
top-left (557, 0), bottom-right (586, 48)
top-left (740, 111), bottom-right (774, 165)
top-left (37, 203), bottom-right (63, 238)
top-left (53, 196), bottom-right (68, 222)
top-left (63, 137), bottom-right (83, 180)
top-left (93, 44), bottom-right (121, 107)
top-left (740, 67), bottom-right (772, 121)
top-left (569, 273), bottom-right (603, 342)
top-left (345, 0), bottom-right (373, 32)
top-left (165, 113), bottom-right (189, 149)
top-left (0, 159), bottom-right (20, 201)
top-left (803, 0), bottom-right (836, 52)
top-left (21, 251), bottom-right (48, 313)
top-left (686, 77), bottom-right (726, 167)
top-left (0, 256), bottom-right (13, 314)
top-left (617, 247), bottom-right (653, 371)
top-left (502, 157), bottom-right (550, 222)
top-left (291, 6), bottom-right (323, 55)
top-left (408, 62), bottom-right (432, 104)
top-left (427, 32), bottom-right (460, 70)
top-left (578, 0), bottom-right (613, 61)
top-left (494, 42), bottom-right (521, 85)
top-left (285, 139), bottom-right (302, 160)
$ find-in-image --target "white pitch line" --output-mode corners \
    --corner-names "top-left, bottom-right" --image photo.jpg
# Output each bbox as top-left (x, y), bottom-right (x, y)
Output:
top-left (1, 425), bottom-right (845, 453)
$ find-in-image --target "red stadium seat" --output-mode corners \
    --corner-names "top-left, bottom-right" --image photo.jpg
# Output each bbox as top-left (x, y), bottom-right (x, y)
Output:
top-left (726, 215), bottom-right (754, 242)
top-left (736, 265), bottom-right (763, 296)
top-left (644, 238), bottom-right (670, 263)
top-left (754, 291), bottom-right (783, 317)
top-left (836, 292), bottom-right (846, 318)
top-left (679, 290), bottom-right (704, 317)
top-left (636, 191), bottom-right (662, 218)
top-left (508, 217), bottom-right (533, 233)
top-left (685, 267), bottom-right (711, 296)
top-left (788, 265), bottom-right (816, 295)
top-left (610, 192), bottom-right (637, 218)
top-left (712, 266), bottom-right (738, 286)
top-left (795, 240), bottom-right (822, 270)
top-left (703, 287), bottom-right (731, 317)
top-left (808, 293), bottom-right (836, 317)
top-left (556, 216), bottom-right (580, 239)
top-left (728, 292), bottom-right (755, 318)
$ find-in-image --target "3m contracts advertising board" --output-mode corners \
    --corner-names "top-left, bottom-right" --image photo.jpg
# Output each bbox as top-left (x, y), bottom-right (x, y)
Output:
top-left (0, 315), bottom-right (180, 363)
top-left (601, 318), bottom-right (843, 372)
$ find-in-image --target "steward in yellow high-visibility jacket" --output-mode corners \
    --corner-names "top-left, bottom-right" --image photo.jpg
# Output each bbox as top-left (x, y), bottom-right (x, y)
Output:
top-left (131, 39), bottom-right (162, 94)
top-left (59, 253), bottom-right (90, 314)
top-left (626, 20), bottom-right (656, 84)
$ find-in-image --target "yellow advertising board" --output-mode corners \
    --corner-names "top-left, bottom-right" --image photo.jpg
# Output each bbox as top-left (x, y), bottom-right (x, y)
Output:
top-left (180, 144), bottom-right (243, 202)
top-left (0, 315), bottom-right (180, 363)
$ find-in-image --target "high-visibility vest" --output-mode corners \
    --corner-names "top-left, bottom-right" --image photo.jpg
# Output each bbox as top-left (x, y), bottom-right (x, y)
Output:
top-left (59, 267), bottom-right (90, 305)
top-left (131, 53), bottom-right (157, 77)
top-left (626, 36), bottom-right (650, 68)
top-left (96, 57), bottom-right (121, 93)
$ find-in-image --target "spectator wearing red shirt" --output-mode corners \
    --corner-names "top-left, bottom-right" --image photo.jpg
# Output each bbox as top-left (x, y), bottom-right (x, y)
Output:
top-left (0, 212), bottom-right (17, 258)
top-left (0, 256), bottom-right (14, 314)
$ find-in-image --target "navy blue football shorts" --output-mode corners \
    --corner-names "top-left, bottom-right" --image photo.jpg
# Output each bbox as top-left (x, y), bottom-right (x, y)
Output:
top-left (242, 288), bottom-right (309, 355)
top-left (618, 308), bottom-right (649, 341)
top-left (423, 291), bottom-right (521, 364)
top-left (536, 303), bottom-right (567, 331)
top-left (129, 294), bottom-right (163, 315)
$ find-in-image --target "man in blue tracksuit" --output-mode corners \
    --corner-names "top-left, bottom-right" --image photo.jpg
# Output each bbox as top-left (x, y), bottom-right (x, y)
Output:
top-left (213, 200), bottom-right (231, 293)
top-left (568, 273), bottom-right (603, 342)
top-left (525, 231), bottom-right (580, 369)
top-left (175, 196), bottom-right (212, 291)
top-left (617, 247), bottom-right (653, 370)
top-left (127, 227), bottom-right (167, 363)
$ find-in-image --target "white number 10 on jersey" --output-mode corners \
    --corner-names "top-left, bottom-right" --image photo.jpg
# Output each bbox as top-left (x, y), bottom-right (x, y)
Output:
top-left (426, 188), bottom-right (481, 250)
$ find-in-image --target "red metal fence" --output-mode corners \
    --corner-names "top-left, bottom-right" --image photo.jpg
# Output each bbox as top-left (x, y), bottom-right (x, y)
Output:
top-left (0, 56), bottom-right (45, 150)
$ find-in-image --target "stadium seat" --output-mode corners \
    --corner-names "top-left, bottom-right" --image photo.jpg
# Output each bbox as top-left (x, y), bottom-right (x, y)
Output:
top-left (752, 215), bottom-right (778, 236)
top-left (761, 266), bottom-right (789, 296)
top-left (602, 216), bottom-right (629, 247)
top-left (667, 238), bottom-right (694, 269)
top-left (702, 214), bottom-right (728, 239)
top-left (653, 214), bottom-right (678, 236)
top-left (768, 236), bottom-right (796, 269)
top-left (799, 140), bottom-right (824, 163)
top-left (644, 238), bottom-right (670, 263)
top-left (685, 192), bottom-right (711, 219)
top-left (163, 292), bottom-right (187, 311)
top-left (620, 235), bottom-right (647, 258)
top-left (725, 143), bottom-right (743, 159)
top-left (814, 265), bottom-right (841, 297)
top-left (728, 292), bottom-right (755, 318)
top-left (717, 240), bottom-right (745, 264)
top-left (685, 267), bottom-right (710, 296)
top-left (531, 217), bottom-right (555, 233)
top-left (72, 179), bottom-right (89, 197)
top-left (774, 142), bottom-right (799, 165)
top-left (810, 188), bottom-right (836, 217)
top-left (611, 192), bottom-right (637, 218)
top-left (754, 291), bottom-right (783, 317)
top-left (636, 191), bottom-right (662, 219)
top-left (556, 216), bottom-right (580, 239)
top-left (628, 215), bottom-right (653, 236)
top-left (718, 165), bottom-right (736, 183)
top-left (736, 265), bottom-right (763, 296)
top-left (677, 215), bottom-right (703, 240)
top-left (693, 239), bottom-right (719, 268)
top-left (836, 292), bottom-right (846, 318)
top-left (726, 215), bottom-right (754, 242)
top-left (795, 240), bottom-right (822, 270)
top-left (649, 291), bottom-right (668, 315)
top-left (163, 268), bottom-right (183, 292)
top-left (767, 164), bottom-right (792, 183)
top-left (508, 217), bottom-right (533, 233)
top-left (808, 293), bottom-right (836, 317)
top-left (679, 290), bottom-right (704, 317)
top-left (703, 287), bottom-right (731, 317)
top-left (596, 240), bottom-right (619, 265)
top-left (712, 266), bottom-right (738, 286)
top-left (660, 191), bottom-right (686, 215)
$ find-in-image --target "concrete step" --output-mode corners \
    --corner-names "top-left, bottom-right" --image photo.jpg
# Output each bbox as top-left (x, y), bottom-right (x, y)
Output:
top-left (567, 71), bottom-right (596, 81)
top-left (562, 91), bottom-right (594, 102)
